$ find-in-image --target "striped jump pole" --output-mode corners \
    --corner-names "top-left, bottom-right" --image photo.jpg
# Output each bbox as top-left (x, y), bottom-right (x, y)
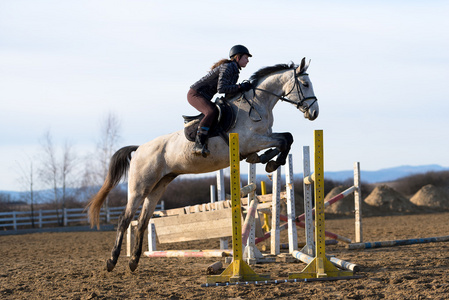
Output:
top-left (201, 275), bottom-right (363, 287)
top-left (300, 149), bottom-right (363, 245)
top-left (144, 250), bottom-right (231, 258)
top-left (279, 215), bottom-right (352, 244)
top-left (297, 179), bottom-right (357, 222)
top-left (206, 133), bottom-right (270, 284)
top-left (300, 144), bottom-right (359, 255)
top-left (348, 236), bottom-right (449, 250)
top-left (242, 163), bottom-right (269, 264)
top-left (292, 250), bottom-right (360, 272)
top-left (254, 217), bottom-right (351, 245)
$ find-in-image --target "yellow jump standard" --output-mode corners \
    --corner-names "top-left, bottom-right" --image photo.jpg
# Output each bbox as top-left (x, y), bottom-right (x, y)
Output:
top-left (206, 133), bottom-right (270, 283)
top-left (289, 130), bottom-right (353, 279)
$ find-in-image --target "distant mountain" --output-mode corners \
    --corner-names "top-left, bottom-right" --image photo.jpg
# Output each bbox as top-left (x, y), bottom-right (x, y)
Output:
top-left (324, 164), bottom-right (449, 183)
top-left (2, 165), bottom-right (449, 201)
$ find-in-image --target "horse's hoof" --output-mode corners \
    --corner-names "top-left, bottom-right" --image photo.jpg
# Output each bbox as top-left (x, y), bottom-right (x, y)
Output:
top-left (129, 259), bottom-right (139, 272)
top-left (245, 153), bottom-right (260, 164)
top-left (265, 161), bottom-right (280, 173)
top-left (106, 259), bottom-right (116, 272)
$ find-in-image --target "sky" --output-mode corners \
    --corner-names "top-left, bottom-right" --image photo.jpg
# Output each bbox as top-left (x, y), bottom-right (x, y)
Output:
top-left (1, 0), bottom-right (449, 192)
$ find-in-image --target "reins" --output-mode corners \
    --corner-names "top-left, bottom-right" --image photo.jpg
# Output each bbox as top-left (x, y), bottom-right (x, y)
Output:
top-left (255, 70), bottom-right (317, 110)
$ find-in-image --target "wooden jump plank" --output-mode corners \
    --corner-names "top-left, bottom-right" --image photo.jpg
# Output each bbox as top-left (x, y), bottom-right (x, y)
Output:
top-left (152, 209), bottom-right (234, 243)
top-left (153, 192), bottom-right (286, 217)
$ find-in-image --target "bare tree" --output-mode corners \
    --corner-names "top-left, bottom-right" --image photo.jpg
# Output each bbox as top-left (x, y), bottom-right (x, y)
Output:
top-left (0, 193), bottom-right (12, 212)
top-left (96, 112), bottom-right (122, 220)
top-left (61, 141), bottom-right (77, 211)
top-left (97, 112), bottom-right (121, 181)
top-left (39, 130), bottom-right (77, 225)
top-left (16, 155), bottom-right (37, 227)
top-left (78, 157), bottom-right (99, 204)
top-left (39, 130), bottom-right (60, 223)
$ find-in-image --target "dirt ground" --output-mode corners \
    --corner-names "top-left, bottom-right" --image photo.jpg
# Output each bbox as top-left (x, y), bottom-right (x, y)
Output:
top-left (1, 212), bottom-right (449, 300)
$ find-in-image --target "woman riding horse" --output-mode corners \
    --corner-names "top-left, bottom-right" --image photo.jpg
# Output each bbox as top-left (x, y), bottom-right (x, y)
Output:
top-left (188, 45), bottom-right (253, 157)
top-left (88, 57), bottom-right (319, 273)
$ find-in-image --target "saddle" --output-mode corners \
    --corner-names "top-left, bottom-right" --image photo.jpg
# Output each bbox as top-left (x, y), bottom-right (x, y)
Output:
top-left (183, 97), bottom-right (236, 143)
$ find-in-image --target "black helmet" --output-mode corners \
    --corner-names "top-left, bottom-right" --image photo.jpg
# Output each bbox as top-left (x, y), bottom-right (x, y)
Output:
top-left (229, 45), bottom-right (252, 58)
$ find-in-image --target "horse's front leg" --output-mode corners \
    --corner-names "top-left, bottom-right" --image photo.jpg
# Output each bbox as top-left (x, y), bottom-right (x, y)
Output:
top-left (244, 132), bottom-right (293, 172)
top-left (245, 148), bottom-right (279, 164)
top-left (265, 132), bottom-right (293, 172)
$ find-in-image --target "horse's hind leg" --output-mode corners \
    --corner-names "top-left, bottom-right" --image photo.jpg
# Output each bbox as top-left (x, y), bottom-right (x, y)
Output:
top-left (129, 174), bottom-right (177, 272)
top-left (106, 195), bottom-right (144, 272)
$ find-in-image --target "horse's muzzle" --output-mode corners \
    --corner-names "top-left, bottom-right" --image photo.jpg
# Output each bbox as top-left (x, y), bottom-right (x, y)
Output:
top-left (304, 109), bottom-right (318, 120)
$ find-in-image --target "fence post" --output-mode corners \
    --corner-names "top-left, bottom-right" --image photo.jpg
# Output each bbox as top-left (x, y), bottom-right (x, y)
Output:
top-left (13, 211), bottom-right (17, 230)
top-left (63, 208), bottom-right (68, 226)
top-left (106, 206), bottom-right (110, 223)
top-left (39, 210), bottom-right (42, 228)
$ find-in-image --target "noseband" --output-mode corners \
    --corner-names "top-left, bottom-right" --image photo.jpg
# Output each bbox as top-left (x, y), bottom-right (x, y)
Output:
top-left (255, 69), bottom-right (318, 112)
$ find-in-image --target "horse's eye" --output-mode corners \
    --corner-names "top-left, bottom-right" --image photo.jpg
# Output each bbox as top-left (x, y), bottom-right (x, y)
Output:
top-left (303, 82), bottom-right (309, 87)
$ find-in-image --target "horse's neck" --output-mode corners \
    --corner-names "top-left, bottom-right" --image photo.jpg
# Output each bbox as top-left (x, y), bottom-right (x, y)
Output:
top-left (226, 69), bottom-right (291, 117)
top-left (253, 71), bottom-right (290, 111)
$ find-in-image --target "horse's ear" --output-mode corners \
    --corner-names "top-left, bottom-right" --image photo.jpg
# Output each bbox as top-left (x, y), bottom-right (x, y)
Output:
top-left (297, 57), bottom-right (310, 74)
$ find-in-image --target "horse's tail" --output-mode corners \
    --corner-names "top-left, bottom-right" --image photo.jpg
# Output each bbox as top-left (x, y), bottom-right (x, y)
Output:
top-left (87, 145), bottom-right (139, 229)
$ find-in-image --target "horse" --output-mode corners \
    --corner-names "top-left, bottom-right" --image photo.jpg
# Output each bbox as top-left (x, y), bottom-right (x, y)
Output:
top-left (87, 57), bottom-right (319, 272)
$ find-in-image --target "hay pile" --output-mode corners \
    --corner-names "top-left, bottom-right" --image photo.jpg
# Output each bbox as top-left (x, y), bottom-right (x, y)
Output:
top-left (364, 184), bottom-right (417, 214)
top-left (324, 186), bottom-right (361, 216)
top-left (410, 184), bottom-right (449, 209)
top-left (316, 183), bottom-right (449, 218)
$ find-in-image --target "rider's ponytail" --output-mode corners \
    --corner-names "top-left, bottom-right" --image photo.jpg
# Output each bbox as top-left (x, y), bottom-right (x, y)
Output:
top-left (210, 55), bottom-right (241, 70)
top-left (210, 58), bottom-right (231, 70)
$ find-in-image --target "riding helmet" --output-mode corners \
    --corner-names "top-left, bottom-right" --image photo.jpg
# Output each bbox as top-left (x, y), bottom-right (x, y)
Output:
top-left (229, 45), bottom-right (252, 58)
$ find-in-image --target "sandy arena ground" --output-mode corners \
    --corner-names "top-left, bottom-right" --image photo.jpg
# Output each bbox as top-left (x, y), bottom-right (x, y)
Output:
top-left (1, 212), bottom-right (449, 299)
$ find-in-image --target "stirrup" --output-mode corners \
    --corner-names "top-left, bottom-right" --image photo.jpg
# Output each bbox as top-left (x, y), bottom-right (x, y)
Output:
top-left (192, 138), bottom-right (210, 156)
top-left (200, 144), bottom-right (210, 157)
top-left (192, 144), bottom-right (210, 157)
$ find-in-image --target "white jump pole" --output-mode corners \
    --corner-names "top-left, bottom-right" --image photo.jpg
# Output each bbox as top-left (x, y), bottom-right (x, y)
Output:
top-left (216, 169), bottom-right (226, 202)
top-left (243, 163), bottom-right (264, 263)
top-left (301, 146), bottom-right (314, 256)
top-left (270, 167), bottom-right (281, 255)
top-left (216, 169), bottom-right (228, 249)
top-left (354, 162), bottom-right (362, 243)
top-left (286, 154), bottom-right (298, 254)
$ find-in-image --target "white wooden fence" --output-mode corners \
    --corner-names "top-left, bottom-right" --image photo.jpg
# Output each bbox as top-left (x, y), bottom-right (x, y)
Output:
top-left (0, 201), bottom-right (165, 231)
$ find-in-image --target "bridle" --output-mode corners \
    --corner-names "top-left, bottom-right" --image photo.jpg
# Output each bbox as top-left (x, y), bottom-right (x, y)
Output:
top-left (237, 67), bottom-right (318, 123)
top-left (254, 68), bottom-right (318, 112)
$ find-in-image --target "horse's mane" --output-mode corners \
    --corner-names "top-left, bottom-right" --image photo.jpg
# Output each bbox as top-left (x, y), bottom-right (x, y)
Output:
top-left (249, 62), bottom-right (297, 86)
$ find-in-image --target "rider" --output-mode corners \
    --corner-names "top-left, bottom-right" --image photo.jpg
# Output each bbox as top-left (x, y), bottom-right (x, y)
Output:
top-left (188, 45), bottom-right (253, 157)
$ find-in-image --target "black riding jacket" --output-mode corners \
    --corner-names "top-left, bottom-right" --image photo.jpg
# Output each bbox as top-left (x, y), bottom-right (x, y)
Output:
top-left (190, 61), bottom-right (240, 101)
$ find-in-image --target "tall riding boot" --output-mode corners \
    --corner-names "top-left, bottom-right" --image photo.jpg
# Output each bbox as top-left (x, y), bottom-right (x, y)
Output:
top-left (192, 128), bottom-right (210, 157)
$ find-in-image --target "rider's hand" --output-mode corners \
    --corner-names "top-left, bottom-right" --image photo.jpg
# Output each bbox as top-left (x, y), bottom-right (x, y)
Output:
top-left (240, 81), bottom-right (253, 92)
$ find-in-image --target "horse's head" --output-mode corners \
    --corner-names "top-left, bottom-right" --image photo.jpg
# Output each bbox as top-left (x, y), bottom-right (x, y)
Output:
top-left (284, 58), bottom-right (319, 120)
top-left (249, 59), bottom-right (319, 121)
